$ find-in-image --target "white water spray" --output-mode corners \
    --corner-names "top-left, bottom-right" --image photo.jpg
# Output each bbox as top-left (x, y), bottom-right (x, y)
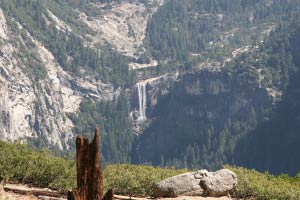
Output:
top-left (137, 82), bottom-right (147, 121)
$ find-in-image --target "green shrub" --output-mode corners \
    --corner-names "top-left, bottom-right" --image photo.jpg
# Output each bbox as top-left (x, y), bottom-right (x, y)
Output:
top-left (226, 166), bottom-right (300, 200)
top-left (103, 164), bottom-right (187, 197)
top-left (2, 140), bottom-right (300, 200)
top-left (0, 141), bottom-right (76, 190)
top-left (0, 140), bottom-right (186, 195)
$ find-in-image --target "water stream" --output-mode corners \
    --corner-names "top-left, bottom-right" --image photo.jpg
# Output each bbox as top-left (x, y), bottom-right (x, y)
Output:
top-left (137, 82), bottom-right (147, 121)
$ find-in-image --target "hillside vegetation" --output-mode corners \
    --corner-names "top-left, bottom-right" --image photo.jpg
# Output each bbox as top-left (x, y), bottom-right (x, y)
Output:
top-left (228, 166), bottom-right (300, 200)
top-left (0, 141), bottom-right (76, 190)
top-left (0, 0), bottom-right (137, 165)
top-left (134, 1), bottom-right (300, 174)
top-left (1, 141), bottom-right (300, 200)
top-left (1, 0), bottom-right (136, 86)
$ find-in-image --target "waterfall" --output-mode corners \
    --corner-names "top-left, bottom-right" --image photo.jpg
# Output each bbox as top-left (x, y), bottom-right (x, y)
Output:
top-left (137, 82), bottom-right (147, 121)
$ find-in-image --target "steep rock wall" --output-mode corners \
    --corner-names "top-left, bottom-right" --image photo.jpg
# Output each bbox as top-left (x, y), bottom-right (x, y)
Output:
top-left (0, 8), bottom-right (119, 149)
top-left (133, 70), bottom-right (275, 168)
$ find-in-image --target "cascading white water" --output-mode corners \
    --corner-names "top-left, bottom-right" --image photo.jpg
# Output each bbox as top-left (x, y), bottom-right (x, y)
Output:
top-left (137, 82), bottom-right (147, 121)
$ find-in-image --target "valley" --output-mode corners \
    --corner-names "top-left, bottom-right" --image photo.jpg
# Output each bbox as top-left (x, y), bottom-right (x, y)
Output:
top-left (0, 0), bottom-right (299, 177)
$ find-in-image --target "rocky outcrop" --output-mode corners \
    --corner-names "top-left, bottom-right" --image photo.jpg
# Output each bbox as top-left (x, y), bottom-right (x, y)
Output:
top-left (0, 8), bottom-right (120, 149)
top-left (79, 0), bottom-right (164, 58)
top-left (79, 0), bottom-right (164, 57)
top-left (153, 169), bottom-right (237, 198)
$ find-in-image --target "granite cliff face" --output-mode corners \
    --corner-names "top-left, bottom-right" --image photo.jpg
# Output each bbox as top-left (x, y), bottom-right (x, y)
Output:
top-left (0, 7), bottom-right (121, 149)
top-left (0, 0), bottom-right (163, 149)
top-left (78, 0), bottom-right (164, 58)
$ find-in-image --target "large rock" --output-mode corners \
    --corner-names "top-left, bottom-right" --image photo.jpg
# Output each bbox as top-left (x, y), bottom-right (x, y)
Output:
top-left (200, 169), bottom-right (237, 197)
top-left (152, 171), bottom-right (204, 197)
top-left (153, 169), bottom-right (237, 198)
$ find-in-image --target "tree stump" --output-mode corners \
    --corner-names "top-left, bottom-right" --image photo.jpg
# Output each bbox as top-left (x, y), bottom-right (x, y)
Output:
top-left (68, 128), bottom-right (114, 200)
top-left (102, 189), bottom-right (114, 200)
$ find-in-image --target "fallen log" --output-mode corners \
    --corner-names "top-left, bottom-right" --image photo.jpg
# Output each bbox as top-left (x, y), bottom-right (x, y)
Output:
top-left (3, 186), bottom-right (67, 199)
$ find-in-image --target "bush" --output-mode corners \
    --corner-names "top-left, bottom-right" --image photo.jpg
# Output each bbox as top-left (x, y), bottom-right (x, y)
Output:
top-left (0, 141), bottom-right (76, 190)
top-left (0, 141), bottom-right (185, 195)
top-left (2, 140), bottom-right (300, 200)
top-left (226, 166), bottom-right (300, 200)
top-left (103, 164), bottom-right (187, 197)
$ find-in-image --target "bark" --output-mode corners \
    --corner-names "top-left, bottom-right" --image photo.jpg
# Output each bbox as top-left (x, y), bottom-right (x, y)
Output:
top-left (102, 189), bottom-right (114, 200)
top-left (68, 128), bottom-right (105, 200)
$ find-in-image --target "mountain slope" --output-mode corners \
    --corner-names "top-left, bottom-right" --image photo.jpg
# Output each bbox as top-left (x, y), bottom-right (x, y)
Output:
top-left (132, 0), bottom-right (300, 174)
top-left (234, 23), bottom-right (300, 175)
top-left (0, 0), bottom-right (300, 175)
top-left (0, 0), bottom-right (150, 154)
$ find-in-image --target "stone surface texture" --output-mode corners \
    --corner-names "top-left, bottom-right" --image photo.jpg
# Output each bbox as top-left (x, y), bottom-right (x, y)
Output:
top-left (153, 169), bottom-right (237, 198)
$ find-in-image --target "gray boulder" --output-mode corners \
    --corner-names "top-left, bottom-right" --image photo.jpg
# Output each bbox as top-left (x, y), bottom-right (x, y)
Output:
top-left (152, 169), bottom-right (237, 198)
top-left (152, 171), bottom-right (204, 197)
top-left (200, 169), bottom-right (237, 197)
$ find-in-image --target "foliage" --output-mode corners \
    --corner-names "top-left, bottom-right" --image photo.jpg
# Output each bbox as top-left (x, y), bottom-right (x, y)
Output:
top-left (233, 23), bottom-right (300, 175)
top-left (134, 12), bottom-right (300, 173)
top-left (1, 0), bottom-right (136, 87)
top-left (0, 0), bottom-right (136, 160)
top-left (227, 166), bottom-right (300, 200)
top-left (68, 93), bottom-right (134, 166)
top-left (104, 164), bottom-right (300, 199)
top-left (103, 164), bottom-right (300, 199)
top-left (0, 141), bottom-right (186, 195)
top-left (1, 142), bottom-right (300, 200)
top-left (0, 141), bottom-right (76, 190)
top-left (103, 164), bottom-right (187, 197)
top-left (133, 70), bottom-right (264, 170)
top-left (145, 0), bottom-right (300, 69)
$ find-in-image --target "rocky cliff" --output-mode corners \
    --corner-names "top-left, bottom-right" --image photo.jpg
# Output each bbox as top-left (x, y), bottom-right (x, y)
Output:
top-left (0, 0), bottom-right (163, 149)
top-left (0, 7), bottom-right (120, 149)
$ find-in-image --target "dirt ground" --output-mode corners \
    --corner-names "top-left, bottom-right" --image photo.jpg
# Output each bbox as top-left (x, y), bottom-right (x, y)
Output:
top-left (0, 184), bottom-right (233, 200)
top-left (0, 191), bottom-right (38, 200)
top-left (115, 195), bottom-right (232, 200)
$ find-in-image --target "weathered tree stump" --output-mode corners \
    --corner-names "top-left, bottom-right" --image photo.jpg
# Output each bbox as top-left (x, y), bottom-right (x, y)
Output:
top-left (68, 128), bottom-right (114, 200)
top-left (102, 189), bottom-right (114, 200)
